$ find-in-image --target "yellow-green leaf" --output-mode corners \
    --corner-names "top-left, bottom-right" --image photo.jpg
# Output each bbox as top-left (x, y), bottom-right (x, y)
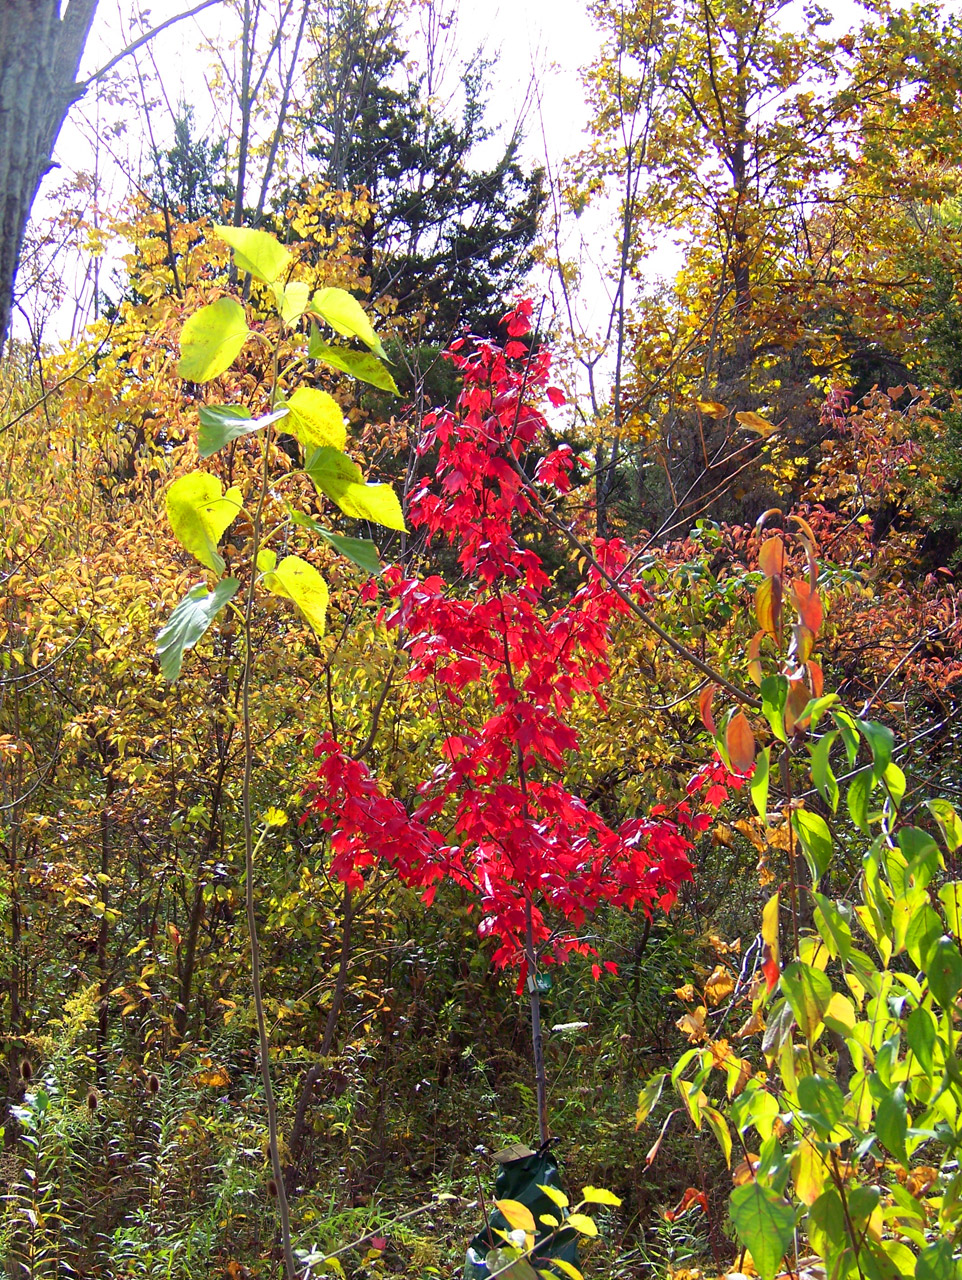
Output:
top-left (215, 225), bottom-right (291, 283)
top-left (566, 1213), bottom-right (598, 1237)
top-left (178, 297), bottom-right (250, 382)
top-left (495, 1199), bottom-right (536, 1234)
top-left (311, 287), bottom-right (386, 357)
top-left (306, 447), bottom-right (406, 531)
top-left (275, 280), bottom-right (311, 325)
top-left (285, 388), bottom-right (347, 452)
top-left (258, 552), bottom-right (329, 636)
top-left (166, 472), bottom-right (243, 574)
top-left (309, 333), bottom-right (399, 393)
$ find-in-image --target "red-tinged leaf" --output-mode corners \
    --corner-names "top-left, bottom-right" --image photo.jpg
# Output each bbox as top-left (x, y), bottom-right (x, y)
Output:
top-left (592, 963), bottom-right (602, 981)
top-left (547, 386), bottom-right (566, 407)
top-left (790, 579), bottom-right (823, 633)
top-left (727, 713), bottom-right (756, 775)
top-left (784, 678), bottom-right (811, 736)
top-left (665, 1188), bottom-right (709, 1222)
top-left (646, 1111), bottom-right (678, 1166)
top-left (807, 661), bottom-right (824, 698)
top-left (747, 631), bottom-right (765, 686)
top-left (761, 942), bottom-right (780, 993)
top-left (755, 577), bottom-right (781, 639)
top-left (604, 960), bottom-right (618, 975)
top-left (699, 683), bottom-right (718, 734)
top-left (758, 536), bottom-right (785, 579)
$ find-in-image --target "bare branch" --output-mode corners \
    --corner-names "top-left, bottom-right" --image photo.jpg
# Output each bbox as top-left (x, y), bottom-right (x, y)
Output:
top-left (80, 0), bottom-right (225, 89)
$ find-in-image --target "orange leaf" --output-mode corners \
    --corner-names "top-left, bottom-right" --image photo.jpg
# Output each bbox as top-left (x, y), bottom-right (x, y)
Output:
top-left (699, 683), bottom-right (717, 733)
top-left (758, 536), bottom-right (785, 579)
top-left (790, 579), bottom-right (823, 633)
top-left (791, 623), bottom-right (815, 663)
top-left (747, 630), bottom-right (765, 686)
top-left (694, 399), bottom-right (729, 419)
top-left (732, 1155), bottom-right (760, 1186)
top-left (806, 661), bottom-right (824, 698)
top-left (726, 712), bottom-right (756, 774)
top-left (665, 1187), bottom-right (709, 1221)
top-left (735, 410), bottom-right (776, 437)
top-left (784, 677), bottom-right (811, 736)
top-left (755, 577), bottom-right (781, 639)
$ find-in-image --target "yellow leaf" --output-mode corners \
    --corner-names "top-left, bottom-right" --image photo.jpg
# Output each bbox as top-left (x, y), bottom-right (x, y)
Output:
top-left (580, 1185), bottom-right (621, 1206)
top-left (285, 387), bottom-right (347, 452)
top-left (694, 399), bottom-right (729, 419)
top-left (705, 965), bottom-right (736, 1006)
top-left (792, 1138), bottom-right (828, 1206)
top-left (543, 1260), bottom-right (583, 1280)
top-left (537, 1184), bottom-right (569, 1209)
top-left (566, 1212), bottom-right (598, 1237)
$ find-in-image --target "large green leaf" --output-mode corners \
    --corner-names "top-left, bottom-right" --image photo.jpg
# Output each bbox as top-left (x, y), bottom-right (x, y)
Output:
top-left (257, 551), bottom-right (329, 635)
top-left (797, 1074), bottom-right (845, 1138)
top-left (178, 297), bottom-right (250, 382)
top-left (780, 962), bottom-right (833, 1040)
top-left (310, 287), bottom-right (386, 357)
top-left (215, 225), bottom-right (291, 283)
top-left (927, 937), bottom-right (962, 1012)
top-left (729, 1183), bottom-right (795, 1280)
top-left (197, 405), bottom-right (289, 458)
top-left (287, 507), bottom-right (382, 575)
top-left (309, 332), bottom-right (399, 393)
top-left (305, 446), bottom-right (406, 531)
top-left (917, 1238), bottom-right (962, 1280)
top-left (792, 808), bottom-right (833, 882)
top-left (166, 472), bottom-right (243, 574)
top-left (156, 579), bottom-right (240, 681)
top-left (875, 1081), bottom-right (908, 1164)
top-left (905, 1005), bottom-right (937, 1075)
top-left (284, 388), bottom-right (347, 452)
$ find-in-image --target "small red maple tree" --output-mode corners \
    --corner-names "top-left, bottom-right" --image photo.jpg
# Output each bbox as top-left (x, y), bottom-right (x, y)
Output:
top-left (304, 303), bottom-right (738, 1139)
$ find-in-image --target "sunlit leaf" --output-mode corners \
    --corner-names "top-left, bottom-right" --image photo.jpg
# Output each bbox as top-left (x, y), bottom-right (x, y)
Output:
top-left (287, 507), bottom-right (382, 574)
top-left (580, 1186), bottom-right (621, 1206)
top-left (306, 446), bottom-right (406, 531)
top-left (215, 225), bottom-right (291, 283)
top-left (729, 1182), bottom-right (795, 1280)
top-left (178, 297), bottom-right (249, 382)
top-left (495, 1199), bottom-right (536, 1234)
top-left (284, 387), bottom-right (347, 452)
top-left (166, 472), bottom-right (243, 574)
top-left (257, 550), bottom-right (329, 635)
top-left (309, 332), bottom-right (399, 393)
top-left (311, 287), bottom-right (386, 357)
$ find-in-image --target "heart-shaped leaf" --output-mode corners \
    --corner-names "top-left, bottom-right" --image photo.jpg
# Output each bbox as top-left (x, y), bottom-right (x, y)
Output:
top-left (215, 225), bottom-right (291, 283)
top-left (178, 297), bottom-right (249, 382)
top-left (166, 472), bottom-right (243, 574)
top-left (284, 388), bottom-right (347, 452)
top-left (257, 551), bottom-right (329, 635)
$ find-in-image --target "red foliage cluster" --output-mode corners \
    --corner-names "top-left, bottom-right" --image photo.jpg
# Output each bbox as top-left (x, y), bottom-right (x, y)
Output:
top-left (304, 307), bottom-right (733, 973)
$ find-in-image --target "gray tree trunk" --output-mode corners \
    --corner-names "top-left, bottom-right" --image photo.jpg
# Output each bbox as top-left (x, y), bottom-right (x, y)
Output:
top-left (0, 0), bottom-right (99, 352)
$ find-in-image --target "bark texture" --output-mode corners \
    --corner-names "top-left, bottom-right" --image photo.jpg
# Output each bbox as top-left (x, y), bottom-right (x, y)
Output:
top-left (0, 0), bottom-right (98, 350)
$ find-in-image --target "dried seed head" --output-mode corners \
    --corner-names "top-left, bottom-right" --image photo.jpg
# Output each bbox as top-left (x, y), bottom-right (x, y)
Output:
top-left (267, 1178), bottom-right (278, 1199)
top-left (147, 1074), bottom-right (160, 1096)
top-left (19, 1058), bottom-right (32, 1083)
top-left (86, 1088), bottom-right (99, 1112)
